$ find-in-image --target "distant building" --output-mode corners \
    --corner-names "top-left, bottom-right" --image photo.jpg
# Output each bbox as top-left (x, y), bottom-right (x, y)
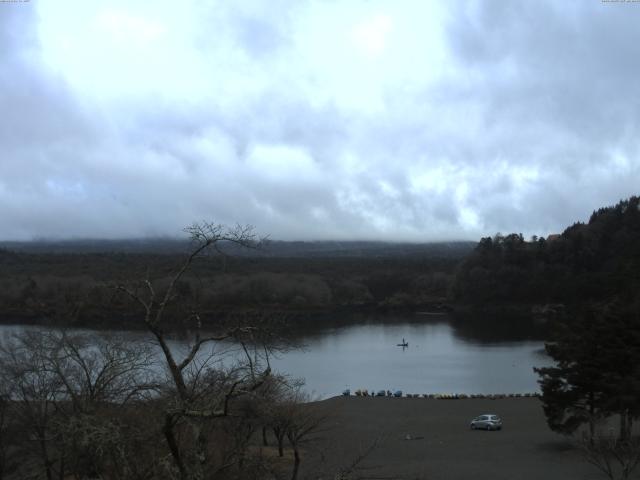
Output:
top-left (546, 234), bottom-right (561, 242)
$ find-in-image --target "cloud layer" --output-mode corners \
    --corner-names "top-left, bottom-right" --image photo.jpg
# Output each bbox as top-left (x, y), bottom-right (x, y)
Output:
top-left (1, 0), bottom-right (639, 241)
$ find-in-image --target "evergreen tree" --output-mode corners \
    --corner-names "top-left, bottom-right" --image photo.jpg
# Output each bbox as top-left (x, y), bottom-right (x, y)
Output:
top-left (596, 300), bottom-right (640, 441)
top-left (454, 195), bottom-right (640, 305)
top-left (535, 299), bottom-right (640, 441)
top-left (535, 309), bottom-right (609, 439)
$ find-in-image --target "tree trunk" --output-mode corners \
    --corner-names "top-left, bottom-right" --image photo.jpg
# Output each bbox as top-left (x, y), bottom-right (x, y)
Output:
top-left (151, 329), bottom-right (188, 399)
top-left (290, 446), bottom-right (300, 480)
top-left (38, 433), bottom-right (53, 480)
top-left (588, 396), bottom-right (595, 444)
top-left (619, 410), bottom-right (629, 442)
top-left (57, 454), bottom-right (64, 480)
top-left (163, 414), bottom-right (188, 480)
top-left (262, 426), bottom-right (268, 447)
top-left (273, 428), bottom-right (284, 457)
top-left (194, 422), bottom-right (207, 480)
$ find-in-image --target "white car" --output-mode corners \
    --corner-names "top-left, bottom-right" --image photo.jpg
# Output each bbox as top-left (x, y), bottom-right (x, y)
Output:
top-left (470, 414), bottom-right (502, 431)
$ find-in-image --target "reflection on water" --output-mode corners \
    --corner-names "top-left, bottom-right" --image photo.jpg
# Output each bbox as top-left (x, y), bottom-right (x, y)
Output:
top-left (0, 314), bottom-right (551, 399)
top-left (272, 317), bottom-right (550, 398)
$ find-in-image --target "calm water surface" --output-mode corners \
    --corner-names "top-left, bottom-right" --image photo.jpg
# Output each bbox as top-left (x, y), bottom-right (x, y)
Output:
top-left (0, 317), bottom-right (550, 398)
top-left (270, 320), bottom-right (549, 397)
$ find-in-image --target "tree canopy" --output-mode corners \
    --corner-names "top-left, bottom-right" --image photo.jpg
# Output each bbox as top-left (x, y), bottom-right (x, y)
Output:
top-left (535, 299), bottom-right (640, 440)
top-left (453, 196), bottom-right (640, 306)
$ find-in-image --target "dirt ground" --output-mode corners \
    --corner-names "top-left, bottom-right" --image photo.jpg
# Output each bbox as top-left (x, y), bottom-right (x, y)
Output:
top-left (299, 396), bottom-right (607, 480)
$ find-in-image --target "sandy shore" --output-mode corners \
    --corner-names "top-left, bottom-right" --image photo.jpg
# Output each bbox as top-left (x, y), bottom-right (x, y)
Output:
top-left (301, 396), bottom-right (604, 480)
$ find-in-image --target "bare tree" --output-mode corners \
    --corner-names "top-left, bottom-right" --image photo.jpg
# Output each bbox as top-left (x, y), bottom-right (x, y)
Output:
top-left (0, 222), bottom-right (315, 480)
top-left (579, 433), bottom-right (640, 480)
top-left (282, 389), bottom-right (327, 480)
top-left (0, 331), bottom-right (66, 480)
top-left (49, 332), bottom-right (159, 479)
top-left (331, 437), bottom-right (399, 480)
top-left (114, 222), bottom-right (276, 480)
top-left (0, 330), bottom-right (160, 480)
top-left (260, 376), bottom-right (304, 458)
top-left (0, 391), bottom-right (12, 480)
top-left (48, 332), bottom-right (158, 408)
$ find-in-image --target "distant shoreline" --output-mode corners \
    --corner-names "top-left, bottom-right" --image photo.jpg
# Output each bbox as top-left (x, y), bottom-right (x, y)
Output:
top-left (0, 302), bottom-right (556, 335)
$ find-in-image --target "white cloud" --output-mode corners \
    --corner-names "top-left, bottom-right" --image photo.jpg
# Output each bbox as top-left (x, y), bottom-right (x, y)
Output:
top-left (351, 13), bottom-right (393, 58)
top-left (0, 0), bottom-right (639, 241)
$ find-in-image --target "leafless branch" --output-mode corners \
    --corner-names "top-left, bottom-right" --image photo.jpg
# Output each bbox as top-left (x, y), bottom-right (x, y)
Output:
top-left (579, 434), bottom-right (640, 480)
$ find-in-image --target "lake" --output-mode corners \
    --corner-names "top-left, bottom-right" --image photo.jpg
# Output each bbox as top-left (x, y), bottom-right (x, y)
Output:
top-left (270, 316), bottom-right (550, 397)
top-left (0, 315), bottom-right (551, 398)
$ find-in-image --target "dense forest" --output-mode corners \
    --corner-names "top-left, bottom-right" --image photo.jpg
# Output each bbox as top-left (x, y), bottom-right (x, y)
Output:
top-left (2, 196), bottom-right (640, 327)
top-left (0, 241), bottom-right (472, 326)
top-left (453, 196), bottom-right (640, 308)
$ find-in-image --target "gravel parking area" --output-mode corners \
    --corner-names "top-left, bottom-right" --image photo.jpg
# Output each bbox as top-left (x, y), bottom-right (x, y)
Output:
top-left (301, 396), bottom-right (604, 480)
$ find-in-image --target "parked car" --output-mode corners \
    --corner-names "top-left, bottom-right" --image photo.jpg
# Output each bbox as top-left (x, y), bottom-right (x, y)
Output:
top-left (470, 414), bottom-right (502, 431)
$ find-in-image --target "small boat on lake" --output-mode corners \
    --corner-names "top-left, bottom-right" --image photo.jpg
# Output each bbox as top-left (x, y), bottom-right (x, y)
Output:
top-left (397, 338), bottom-right (408, 347)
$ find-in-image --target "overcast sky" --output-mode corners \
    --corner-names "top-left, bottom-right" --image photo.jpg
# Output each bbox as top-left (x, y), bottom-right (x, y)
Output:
top-left (1, 1), bottom-right (639, 241)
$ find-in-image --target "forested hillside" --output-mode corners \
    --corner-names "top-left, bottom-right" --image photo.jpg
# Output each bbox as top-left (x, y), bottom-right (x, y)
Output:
top-left (4, 196), bottom-right (640, 325)
top-left (453, 196), bottom-right (640, 306)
